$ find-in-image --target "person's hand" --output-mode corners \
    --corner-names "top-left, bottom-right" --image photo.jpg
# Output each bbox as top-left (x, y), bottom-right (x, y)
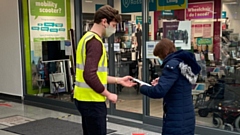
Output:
top-left (118, 76), bottom-right (137, 87)
top-left (151, 77), bottom-right (159, 86)
top-left (106, 93), bottom-right (118, 103)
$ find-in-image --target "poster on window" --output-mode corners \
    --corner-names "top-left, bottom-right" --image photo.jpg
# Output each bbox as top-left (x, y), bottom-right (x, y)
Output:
top-left (28, 0), bottom-right (67, 89)
top-left (29, 0), bottom-right (67, 42)
top-left (146, 41), bottom-right (158, 59)
top-left (185, 2), bottom-right (214, 20)
top-left (194, 24), bottom-right (203, 37)
top-left (191, 22), bottom-right (213, 38)
top-left (163, 21), bottom-right (191, 50)
top-left (202, 24), bottom-right (212, 37)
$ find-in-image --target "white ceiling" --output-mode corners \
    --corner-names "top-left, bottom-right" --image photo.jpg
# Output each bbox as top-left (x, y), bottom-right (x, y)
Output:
top-left (222, 0), bottom-right (238, 4)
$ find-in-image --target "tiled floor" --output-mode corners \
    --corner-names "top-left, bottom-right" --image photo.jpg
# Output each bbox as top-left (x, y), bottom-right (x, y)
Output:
top-left (0, 99), bottom-right (160, 135)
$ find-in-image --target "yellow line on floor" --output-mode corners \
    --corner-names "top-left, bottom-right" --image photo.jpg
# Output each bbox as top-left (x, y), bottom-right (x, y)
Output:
top-left (58, 114), bottom-right (72, 119)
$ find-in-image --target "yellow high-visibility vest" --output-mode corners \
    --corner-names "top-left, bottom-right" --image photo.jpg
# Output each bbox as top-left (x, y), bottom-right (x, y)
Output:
top-left (74, 31), bottom-right (108, 102)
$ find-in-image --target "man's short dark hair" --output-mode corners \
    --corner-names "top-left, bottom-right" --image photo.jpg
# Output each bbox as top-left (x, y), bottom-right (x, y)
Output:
top-left (94, 5), bottom-right (121, 24)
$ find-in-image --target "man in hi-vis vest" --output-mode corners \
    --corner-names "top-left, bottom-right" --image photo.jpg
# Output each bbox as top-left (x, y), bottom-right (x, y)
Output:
top-left (74, 5), bottom-right (136, 135)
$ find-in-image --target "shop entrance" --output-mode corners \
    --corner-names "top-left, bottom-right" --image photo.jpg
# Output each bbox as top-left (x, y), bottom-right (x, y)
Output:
top-left (21, 0), bottom-right (240, 134)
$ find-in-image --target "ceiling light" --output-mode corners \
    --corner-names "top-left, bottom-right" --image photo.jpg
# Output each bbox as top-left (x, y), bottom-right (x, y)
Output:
top-left (224, 2), bottom-right (237, 4)
top-left (85, 0), bottom-right (92, 3)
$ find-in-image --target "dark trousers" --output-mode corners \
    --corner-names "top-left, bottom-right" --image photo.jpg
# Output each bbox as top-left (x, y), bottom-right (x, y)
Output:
top-left (137, 45), bottom-right (142, 60)
top-left (74, 100), bottom-right (107, 135)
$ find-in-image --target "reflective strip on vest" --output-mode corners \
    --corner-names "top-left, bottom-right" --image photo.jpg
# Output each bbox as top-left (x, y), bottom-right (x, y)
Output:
top-left (75, 82), bottom-right (107, 89)
top-left (74, 32), bottom-right (108, 102)
top-left (76, 64), bottom-right (107, 72)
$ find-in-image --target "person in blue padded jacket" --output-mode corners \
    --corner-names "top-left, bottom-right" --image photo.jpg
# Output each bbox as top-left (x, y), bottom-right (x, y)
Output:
top-left (140, 38), bottom-right (201, 135)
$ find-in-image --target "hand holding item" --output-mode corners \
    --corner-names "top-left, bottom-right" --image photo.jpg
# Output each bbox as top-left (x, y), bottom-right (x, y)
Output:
top-left (107, 93), bottom-right (118, 103)
top-left (118, 76), bottom-right (137, 87)
top-left (151, 77), bottom-right (159, 86)
top-left (133, 78), bottom-right (151, 87)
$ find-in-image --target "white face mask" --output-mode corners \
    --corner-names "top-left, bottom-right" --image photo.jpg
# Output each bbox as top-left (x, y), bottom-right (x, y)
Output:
top-left (158, 59), bottom-right (163, 65)
top-left (105, 25), bottom-right (116, 37)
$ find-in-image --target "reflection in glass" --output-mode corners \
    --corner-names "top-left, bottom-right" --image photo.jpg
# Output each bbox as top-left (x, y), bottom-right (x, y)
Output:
top-left (150, 99), bottom-right (163, 118)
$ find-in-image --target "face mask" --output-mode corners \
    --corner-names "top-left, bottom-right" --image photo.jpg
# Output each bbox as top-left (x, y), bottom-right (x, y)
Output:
top-left (158, 59), bottom-right (163, 65)
top-left (105, 25), bottom-right (116, 37)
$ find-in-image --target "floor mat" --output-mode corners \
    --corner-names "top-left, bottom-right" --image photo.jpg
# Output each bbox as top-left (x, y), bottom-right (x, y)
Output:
top-left (3, 117), bottom-right (116, 135)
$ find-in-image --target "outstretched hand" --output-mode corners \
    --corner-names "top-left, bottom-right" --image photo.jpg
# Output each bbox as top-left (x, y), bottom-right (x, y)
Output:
top-left (151, 77), bottom-right (159, 86)
top-left (118, 76), bottom-right (137, 87)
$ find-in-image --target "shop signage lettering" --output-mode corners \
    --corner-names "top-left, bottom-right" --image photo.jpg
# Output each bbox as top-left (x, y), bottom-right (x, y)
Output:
top-left (166, 25), bottom-right (178, 28)
top-left (185, 2), bottom-right (213, 20)
top-left (121, 0), bottom-right (156, 13)
top-left (121, 0), bottom-right (187, 12)
top-left (30, 0), bottom-right (65, 19)
top-left (157, 0), bottom-right (187, 10)
top-left (159, 0), bottom-right (185, 6)
top-left (136, 16), bottom-right (151, 24)
top-left (162, 10), bottom-right (174, 16)
top-left (122, 0), bottom-right (155, 6)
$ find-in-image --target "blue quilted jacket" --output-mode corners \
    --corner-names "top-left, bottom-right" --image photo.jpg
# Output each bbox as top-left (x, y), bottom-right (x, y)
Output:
top-left (140, 50), bottom-right (201, 135)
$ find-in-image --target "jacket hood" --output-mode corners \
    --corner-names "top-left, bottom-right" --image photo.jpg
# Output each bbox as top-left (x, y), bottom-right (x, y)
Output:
top-left (163, 50), bottom-right (201, 74)
top-left (162, 50), bottom-right (201, 84)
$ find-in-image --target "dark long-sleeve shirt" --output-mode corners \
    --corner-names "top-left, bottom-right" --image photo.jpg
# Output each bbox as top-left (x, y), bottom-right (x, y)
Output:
top-left (83, 37), bottom-right (105, 93)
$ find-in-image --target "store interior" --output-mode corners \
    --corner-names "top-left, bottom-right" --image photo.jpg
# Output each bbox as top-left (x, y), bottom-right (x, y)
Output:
top-left (25, 0), bottom-right (240, 133)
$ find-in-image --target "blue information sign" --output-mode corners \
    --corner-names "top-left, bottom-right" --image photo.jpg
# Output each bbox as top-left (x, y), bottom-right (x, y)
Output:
top-left (222, 11), bottom-right (227, 19)
top-left (121, 0), bottom-right (156, 13)
top-left (95, 4), bottom-right (104, 11)
top-left (162, 10), bottom-right (174, 16)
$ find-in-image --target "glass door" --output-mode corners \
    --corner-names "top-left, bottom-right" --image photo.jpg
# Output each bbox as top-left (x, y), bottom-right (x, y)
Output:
top-left (107, 18), bottom-right (143, 120)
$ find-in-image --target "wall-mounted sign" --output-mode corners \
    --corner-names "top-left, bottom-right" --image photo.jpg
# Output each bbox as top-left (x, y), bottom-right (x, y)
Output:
top-left (185, 2), bottom-right (214, 20)
top-left (29, 0), bottom-right (67, 41)
top-left (146, 41), bottom-right (158, 59)
top-left (95, 4), bottom-right (104, 11)
top-left (121, 0), bottom-right (156, 13)
top-left (121, 0), bottom-right (187, 13)
top-left (157, 0), bottom-right (188, 10)
top-left (197, 38), bottom-right (213, 46)
top-left (136, 16), bottom-right (151, 24)
top-left (162, 10), bottom-right (174, 16)
top-left (222, 11), bottom-right (227, 19)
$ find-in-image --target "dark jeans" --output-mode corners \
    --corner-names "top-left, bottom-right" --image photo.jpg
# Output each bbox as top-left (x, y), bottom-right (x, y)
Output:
top-left (74, 100), bottom-right (107, 135)
top-left (137, 45), bottom-right (142, 60)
